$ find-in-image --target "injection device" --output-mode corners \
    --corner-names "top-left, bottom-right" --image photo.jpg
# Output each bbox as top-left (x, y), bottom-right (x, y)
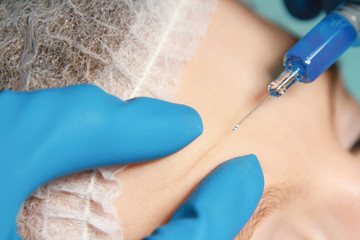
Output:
top-left (233, 2), bottom-right (360, 131)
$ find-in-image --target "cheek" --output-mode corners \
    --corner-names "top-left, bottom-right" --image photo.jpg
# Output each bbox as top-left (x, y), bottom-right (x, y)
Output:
top-left (312, 193), bottom-right (360, 239)
top-left (313, 173), bottom-right (360, 237)
top-left (324, 187), bottom-right (360, 228)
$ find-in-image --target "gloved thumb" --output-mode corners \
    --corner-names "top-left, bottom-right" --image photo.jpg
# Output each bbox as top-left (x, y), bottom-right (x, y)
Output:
top-left (144, 154), bottom-right (264, 240)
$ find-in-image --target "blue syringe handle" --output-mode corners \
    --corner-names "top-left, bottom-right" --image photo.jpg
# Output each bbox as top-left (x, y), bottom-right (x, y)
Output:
top-left (284, 12), bottom-right (358, 83)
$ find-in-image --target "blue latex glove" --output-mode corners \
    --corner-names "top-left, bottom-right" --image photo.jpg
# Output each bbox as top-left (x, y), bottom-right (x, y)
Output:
top-left (145, 155), bottom-right (264, 240)
top-left (0, 84), bottom-right (264, 240)
top-left (284, 0), bottom-right (346, 19)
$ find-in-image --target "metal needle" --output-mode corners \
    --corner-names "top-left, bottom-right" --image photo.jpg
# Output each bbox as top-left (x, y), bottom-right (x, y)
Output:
top-left (232, 94), bottom-right (271, 131)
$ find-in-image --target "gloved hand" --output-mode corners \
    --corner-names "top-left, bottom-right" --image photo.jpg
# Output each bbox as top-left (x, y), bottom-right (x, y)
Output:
top-left (284, 0), bottom-right (345, 19)
top-left (0, 84), bottom-right (264, 240)
top-left (145, 155), bottom-right (263, 240)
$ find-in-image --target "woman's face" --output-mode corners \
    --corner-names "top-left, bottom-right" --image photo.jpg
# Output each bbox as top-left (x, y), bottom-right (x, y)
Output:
top-left (114, 0), bottom-right (360, 239)
top-left (13, 0), bottom-right (360, 239)
top-left (249, 161), bottom-right (360, 239)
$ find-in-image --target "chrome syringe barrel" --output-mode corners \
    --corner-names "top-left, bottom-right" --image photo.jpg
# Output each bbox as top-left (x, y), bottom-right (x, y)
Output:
top-left (269, 3), bottom-right (360, 97)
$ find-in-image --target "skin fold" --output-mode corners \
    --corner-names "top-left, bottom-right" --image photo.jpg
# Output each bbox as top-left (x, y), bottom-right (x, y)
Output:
top-left (112, 0), bottom-right (360, 239)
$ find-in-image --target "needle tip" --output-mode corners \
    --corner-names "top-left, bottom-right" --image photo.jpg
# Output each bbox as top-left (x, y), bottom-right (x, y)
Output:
top-left (232, 94), bottom-right (271, 132)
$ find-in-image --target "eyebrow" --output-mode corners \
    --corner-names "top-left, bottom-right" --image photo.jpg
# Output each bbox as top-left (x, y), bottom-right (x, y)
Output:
top-left (235, 183), bottom-right (305, 240)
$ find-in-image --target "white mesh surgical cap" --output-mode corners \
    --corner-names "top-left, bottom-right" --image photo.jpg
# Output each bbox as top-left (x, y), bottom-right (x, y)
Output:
top-left (0, 0), bottom-right (217, 239)
top-left (0, 0), bottom-right (217, 100)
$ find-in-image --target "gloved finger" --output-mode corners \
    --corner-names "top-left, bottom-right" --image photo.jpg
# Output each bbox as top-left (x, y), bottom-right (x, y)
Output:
top-left (284, 0), bottom-right (344, 19)
top-left (1, 84), bottom-right (203, 221)
top-left (144, 155), bottom-right (264, 240)
top-left (1, 84), bottom-right (202, 170)
top-left (28, 88), bottom-right (204, 177)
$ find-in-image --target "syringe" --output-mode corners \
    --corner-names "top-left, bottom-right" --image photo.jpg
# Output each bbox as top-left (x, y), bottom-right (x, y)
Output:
top-left (233, 2), bottom-right (360, 131)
